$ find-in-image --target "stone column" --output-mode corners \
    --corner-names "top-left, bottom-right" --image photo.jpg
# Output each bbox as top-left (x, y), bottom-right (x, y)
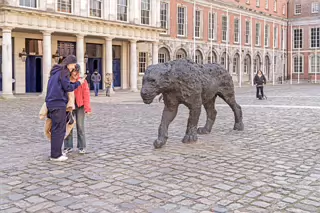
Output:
top-left (76, 34), bottom-right (85, 76)
top-left (130, 40), bottom-right (138, 92)
top-left (105, 37), bottom-right (114, 93)
top-left (1, 27), bottom-right (14, 98)
top-left (41, 31), bottom-right (52, 96)
top-left (152, 42), bottom-right (159, 64)
top-left (130, 0), bottom-right (139, 24)
top-left (152, 0), bottom-right (157, 26)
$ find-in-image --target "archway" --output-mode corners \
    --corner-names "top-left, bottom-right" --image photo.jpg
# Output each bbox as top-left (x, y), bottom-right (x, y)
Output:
top-left (244, 54), bottom-right (252, 82)
top-left (175, 48), bottom-right (187, 59)
top-left (265, 55), bottom-right (270, 79)
top-left (254, 54), bottom-right (261, 74)
top-left (195, 50), bottom-right (203, 64)
top-left (221, 52), bottom-right (229, 70)
top-left (158, 47), bottom-right (170, 63)
top-left (207, 51), bottom-right (217, 63)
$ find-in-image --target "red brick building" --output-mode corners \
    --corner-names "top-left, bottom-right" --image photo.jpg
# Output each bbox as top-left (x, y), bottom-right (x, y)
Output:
top-left (157, 0), bottom-right (319, 85)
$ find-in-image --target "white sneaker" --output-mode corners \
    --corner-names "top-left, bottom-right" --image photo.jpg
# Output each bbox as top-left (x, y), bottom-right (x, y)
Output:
top-left (50, 155), bottom-right (68, 162)
top-left (63, 148), bottom-right (73, 154)
top-left (79, 149), bottom-right (86, 154)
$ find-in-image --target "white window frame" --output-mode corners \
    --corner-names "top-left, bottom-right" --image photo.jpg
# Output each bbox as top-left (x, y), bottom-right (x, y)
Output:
top-left (245, 20), bottom-right (251, 44)
top-left (294, 4), bottom-right (301, 15)
top-left (293, 55), bottom-right (304, 73)
top-left (309, 55), bottom-right (320, 73)
top-left (208, 12), bottom-right (217, 40)
top-left (141, 0), bottom-right (151, 25)
top-left (256, 0), bottom-right (260, 7)
top-left (56, 0), bottom-right (73, 14)
top-left (293, 28), bottom-right (303, 49)
top-left (312, 2), bottom-right (319, 13)
top-left (234, 18), bottom-right (240, 43)
top-left (195, 10), bottom-right (202, 39)
top-left (274, 0), bottom-right (277, 12)
top-left (195, 51), bottom-right (203, 64)
top-left (265, 24), bottom-right (269, 47)
top-left (256, 23), bottom-right (261, 46)
top-left (282, 4), bottom-right (286, 15)
top-left (265, 0), bottom-right (269, 9)
top-left (274, 26), bottom-right (278, 48)
top-left (19, 0), bottom-right (39, 8)
top-left (160, 1), bottom-right (169, 34)
top-left (177, 6), bottom-right (187, 37)
top-left (117, 0), bottom-right (128, 22)
top-left (310, 27), bottom-right (320, 48)
top-left (222, 15), bottom-right (228, 42)
top-left (139, 52), bottom-right (148, 73)
top-left (88, 0), bottom-right (102, 18)
top-left (246, 0), bottom-right (250, 4)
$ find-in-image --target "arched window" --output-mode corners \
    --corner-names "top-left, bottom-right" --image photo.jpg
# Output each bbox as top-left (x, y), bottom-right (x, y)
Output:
top-left (207, 51), bottom-right (217, 63)
top-left (233, 53), bottom-right (240, 74)
top-left (254, 55), bottom-right (261, 73)
top-left (176, 48), bottom-right (187, 59)
top-left (158, 47), bottom-right (170, 63)
top-left (221, 52), bottom-right (229, 70)
top-left (309, 55), bottom-right (320, 73)
top-left (195, 50), bottom-right (203, 64)
top-left (244, 54), bottom-right (251, 74)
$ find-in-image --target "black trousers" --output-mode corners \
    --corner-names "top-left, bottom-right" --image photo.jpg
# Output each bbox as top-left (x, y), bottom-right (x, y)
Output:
top-left (48, 108), bottom-right (67, 158)
top-left (256, 86), bottom-right (264, 98)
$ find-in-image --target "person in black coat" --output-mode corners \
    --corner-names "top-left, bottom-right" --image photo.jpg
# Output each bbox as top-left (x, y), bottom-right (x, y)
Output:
top-left (253, 70), bottom-right (266, 99)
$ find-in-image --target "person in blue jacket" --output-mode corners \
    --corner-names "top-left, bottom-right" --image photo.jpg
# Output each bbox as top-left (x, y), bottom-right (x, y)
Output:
top-left (46, 55), bottom-right (85, 161)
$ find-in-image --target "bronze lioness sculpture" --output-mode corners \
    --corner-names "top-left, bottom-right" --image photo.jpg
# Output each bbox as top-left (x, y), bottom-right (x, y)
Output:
top-left (141, 59), bottom-right (244, 149)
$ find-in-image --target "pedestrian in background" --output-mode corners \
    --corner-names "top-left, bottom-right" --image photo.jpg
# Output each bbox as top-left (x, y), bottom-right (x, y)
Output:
top-left (85, 69), bottom-right (91, 89)
top-left (91, 70), bottom-right (101, 96)
top-left (254, 70), bottom-right (267, 99)
top-left (45, 55), bottom-right (85, 161)
top-left (105, 73), bottom-right (112, 97)
top-left (64, 64), bottom-right (92, 155)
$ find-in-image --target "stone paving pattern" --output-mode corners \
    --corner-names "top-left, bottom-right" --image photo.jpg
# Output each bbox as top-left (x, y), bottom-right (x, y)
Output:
top-left (1, 84), bottom-right (320, 213)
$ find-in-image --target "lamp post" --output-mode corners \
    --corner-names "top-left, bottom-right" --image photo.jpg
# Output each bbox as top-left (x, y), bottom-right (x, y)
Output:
top-left (19, 48), bottom-right (27, 62)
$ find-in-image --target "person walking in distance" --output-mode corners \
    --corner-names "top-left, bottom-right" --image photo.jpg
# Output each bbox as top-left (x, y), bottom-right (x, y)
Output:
top-left (64, 64), bottom-right (92, 155)
top-left (45, 55), bottom-right (85, 161)
top-left (91, 70), bottom-right (101, 96)
top-left (85, 70), bottom-right (91, 89)
top-left (105, 73), bottom-right (112, 97)
top-left (254, 70), bottom-right (267, 99)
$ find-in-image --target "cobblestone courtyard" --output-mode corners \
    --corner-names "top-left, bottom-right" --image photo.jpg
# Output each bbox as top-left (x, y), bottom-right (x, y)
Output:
top-left (1, 84), bottom-right (320, 213)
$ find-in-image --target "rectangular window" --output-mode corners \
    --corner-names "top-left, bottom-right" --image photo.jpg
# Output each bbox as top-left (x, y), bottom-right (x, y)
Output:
top-left (58, 41), bottom-right (76, 57)
top-left (245, 21), bottom-right (250, 44)
top-left (177, 7), bottom-right (186, 36)
top-left (222, 16), bottom-right (228, 41)
top-left (26, 39), bottom-right (43, 55)
top-left (139, 52), bottom-right (147, 73)
top-left (294, 29), bottom-right (302, 49)
top-left (256, 0), bottom-right (260, 7)
top-left (281, 27), bottom-right (284, 49)
top-left (274, 0), bottom-right (277, 12)
top-left (294, 56), bottom-right (303, 73)
top-left (208, 13), bottom-right (215, 40)
top-left (282, 4), bottom-right (286, 15)
top-left (311, 28), bottom-right (320, 48)
top-left (141, 0), bottom-right (150, 25)
top-left (234, 19), bottom-right (239, 43)
top-left (312, 2), bottom-right (319, 13)
top-left (195, 10), bottom-right (201, 38)
top-left (57, 0), bottom-right (72, 13)
top-left (265, 0), bottom-right (269, 9)
top-left (310, 56), bottom-right (320, 73)
top-left (246, 0), bottom-right (250, 4)
top-left (117, 0), bottom-right (128, 21)
top-left (274, 26), bottom-right (278, 48)
top-left (265, 25), bottom-right (269, 47)
top-left (20, 0), bottom-right (37, 8)
top-left (160, 2), bottom-right (168, 29)
top-left (295, 4), bottom-right (301, 14)
top-left (256, 23), bottom-right (261, 45)
top-left (159, 53), bottom-right (165, 63)
top-left (90, 0), bottom-right (102, 18)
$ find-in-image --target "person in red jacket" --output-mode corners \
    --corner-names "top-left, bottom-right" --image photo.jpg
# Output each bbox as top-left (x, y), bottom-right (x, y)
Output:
top-left (64, 64), bottom-right (92, 154)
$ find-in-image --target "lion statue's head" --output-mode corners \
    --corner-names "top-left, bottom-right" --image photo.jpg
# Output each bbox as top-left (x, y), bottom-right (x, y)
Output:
top-left (140, 63), bottom-right (172, 104)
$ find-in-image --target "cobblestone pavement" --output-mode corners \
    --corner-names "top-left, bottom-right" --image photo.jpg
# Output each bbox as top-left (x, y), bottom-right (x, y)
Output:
top-left (1, 84), bottom-right (320, 213)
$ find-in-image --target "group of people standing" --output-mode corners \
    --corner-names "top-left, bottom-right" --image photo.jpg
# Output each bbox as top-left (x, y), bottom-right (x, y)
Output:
top-left (84, 70), bottom-right (114, 97)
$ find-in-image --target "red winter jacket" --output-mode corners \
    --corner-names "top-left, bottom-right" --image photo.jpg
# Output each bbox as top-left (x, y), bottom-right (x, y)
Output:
top-left (74, 78), bottom-right (92, 113)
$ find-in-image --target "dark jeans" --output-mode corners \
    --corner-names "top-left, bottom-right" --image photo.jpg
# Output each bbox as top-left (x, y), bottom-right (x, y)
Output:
top-left (64, 106), bottom-right (86, 149)
top-left (256, 86), bottom-right (264, 98)
top-left (48, 108), bottom-right (67, 158)
top-left (94, 83), bottom-right (99, 96)
top-left (106, 86), bottom-right (111, 96)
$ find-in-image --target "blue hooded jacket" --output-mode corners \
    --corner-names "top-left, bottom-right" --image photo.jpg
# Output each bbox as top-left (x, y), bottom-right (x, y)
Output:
top-left (45, 64), bottom-right (81, 109)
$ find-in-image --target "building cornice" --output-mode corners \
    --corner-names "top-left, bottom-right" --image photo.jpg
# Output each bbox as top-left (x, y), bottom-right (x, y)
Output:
top-left (0, 6), bottom-right (165, 41)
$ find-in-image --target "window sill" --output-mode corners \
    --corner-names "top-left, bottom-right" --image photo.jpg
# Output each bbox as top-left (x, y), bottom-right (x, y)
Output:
top-left (138, 73), bottom-right (145, 76)
top-left (177, 35), bottom-right (187, 39)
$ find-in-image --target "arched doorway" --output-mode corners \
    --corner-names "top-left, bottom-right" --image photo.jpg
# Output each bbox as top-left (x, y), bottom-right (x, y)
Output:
top-left (176, 48), bottom-right (187, 59)
top-left (244, 54), bottom-right (252, 82)
top-left (254, 55), bottom-right (261, 74)
top-left (158, 47), bottom-right (170, 63)
top-left (233, 53), bottom-right (240, 75)
top-left (207, 51), bottom-right (217, 63)
top-left (265, 55), bottom-right (270, 79)
top-left (221, 52), bottom-right (229, 70)
top-left (195, 50), bottom-right (203, 64)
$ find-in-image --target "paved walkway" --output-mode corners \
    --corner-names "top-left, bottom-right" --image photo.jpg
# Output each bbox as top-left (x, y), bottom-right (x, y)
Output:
top-left (1, 84), bottom-right (320, 213)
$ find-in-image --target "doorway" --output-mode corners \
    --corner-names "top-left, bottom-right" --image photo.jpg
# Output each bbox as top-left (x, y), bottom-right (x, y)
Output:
top-left (87, 58), bottom-right (103, 90)
top-left (112, 45), bottom-right (121, 87)
top-left (26, 56), bottom-right (42, 93)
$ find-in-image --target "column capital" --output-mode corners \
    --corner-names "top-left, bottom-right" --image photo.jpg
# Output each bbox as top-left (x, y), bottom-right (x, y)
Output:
top-left (1, 26), bottom-right (14, 33)
top-left (76, 34), bottom-right (86, 39)
top-left (41, 31), bottom-right (53, 36)
top-left (105, 37), bottom-right (114, 41)
top-left (129, 39), bottom-right (138, 43)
